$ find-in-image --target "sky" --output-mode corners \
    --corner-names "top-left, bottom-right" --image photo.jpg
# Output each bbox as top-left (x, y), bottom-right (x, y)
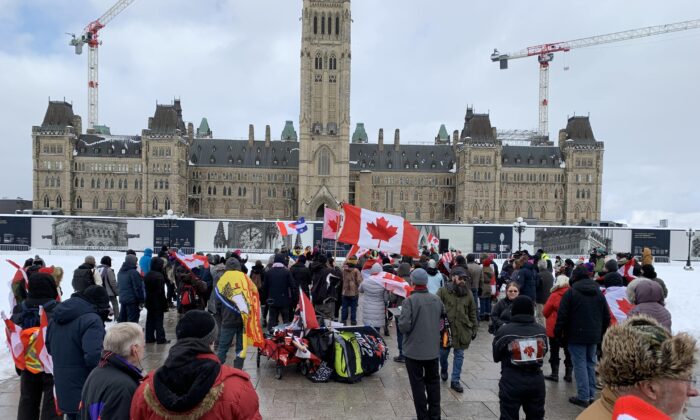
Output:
top-left (1, 0), bottom-right (699, 228)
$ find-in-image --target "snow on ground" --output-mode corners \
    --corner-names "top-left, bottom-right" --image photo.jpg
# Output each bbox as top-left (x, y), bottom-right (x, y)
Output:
top-left (0, 250), bottom-right (696, 381)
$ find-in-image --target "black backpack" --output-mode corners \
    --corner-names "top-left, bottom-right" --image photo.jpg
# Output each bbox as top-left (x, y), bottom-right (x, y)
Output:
top-left (18, 300), bottom-right (57, 329)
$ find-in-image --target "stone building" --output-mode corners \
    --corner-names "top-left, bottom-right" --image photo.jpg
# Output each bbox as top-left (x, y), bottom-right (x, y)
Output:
top-left (32, 0), bottom-right (603, 225)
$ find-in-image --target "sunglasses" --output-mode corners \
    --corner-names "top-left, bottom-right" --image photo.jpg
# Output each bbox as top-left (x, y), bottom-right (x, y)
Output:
top-left (507, 289), bottom-right (519, 293)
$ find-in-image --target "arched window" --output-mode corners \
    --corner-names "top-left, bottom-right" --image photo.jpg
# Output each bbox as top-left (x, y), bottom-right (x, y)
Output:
top-left (336, 16), bottom-right (340, 35)
top-left (556, 205), bottom-right (562, 220)
top-left (135, 195), bottom-right (142, 211)
top-left (165, 197), bottom-right (171, 210)
top-left (315, 53), bottom-right (322, 70)
top-left (76, 196), bottom-right (82, 209)
top-left (500, 205), bottom-right (506, 219)
top-left (527, 205), bottom-right (534, 219)
top-left (472, 203), bottom-right (479, 217)
top-left (574, 205), bottom-right (581, 221)
top-left (152, 196), bottom-right (158, 211)
top-left (327, 16), bottom-right (331, 35)
top-left (75, 178), bottom-right (79, 188)
top-left (540, 206), bottom-right (546, 220)
top-left (119, 195), bottom-right (126, 211)
top-left (110, 179), bottom-right (114, 189)
top-left (56, 194), bottom-right (62, 208)
top-left (96, 179), bottom-right (101, 188)
top-left (80, 178), bottom-right (84, 188)
top-left (321, 13), bottom-right (325, 34)
top-left (415, 207), bottom-right (421, 220)
top-left (318, 148), bottom-right (330, 175)
top-left (313, 15), bottom-right (318, 34)
top-left (586, 205), bottom-right (592, 220)
top-left (92, 197), bottom-right (98, 210)
top-left (43, 195), bottom-right (50, 208)
top-left (106, 197), bottom-right (113, 210)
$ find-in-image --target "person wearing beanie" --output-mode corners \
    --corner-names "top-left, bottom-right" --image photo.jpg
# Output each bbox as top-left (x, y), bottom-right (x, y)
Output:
top-left (262, 254), bottom-right (295, 329)
top-left (130, 310), bottom-right (262, 419)
top-left (289, 254), bottom-right (310, 297)
top-left (578, 315), bottom-right (698, 420)
top-left (359, 263), bottom-right (389, 334)
top-left (11, 273), bottom-right (61, 420)
top-left (425, 259), bottom-right (447, 295)
top-left (437, 266), bottom-right (477, 392)
top-left (555, 263), bottom-right (611, 408)
top-left (116, 254), bottom-right (145, 323)
top-left (47, 285), bottom-right (109, 418)
top-left (493, 295), bottom-right (549, 420)
top-left (308, 253), bottom-right (334, 315)
top-left (398, 267), bottom-right (445, 420)
top-left (97, 255), bottom-right (119, 319)
top-left (637, 264), bottom-right (668, 298)
top-left (542, 274), bottom-right (573, 383)
top-left (72, 256), bottom-right (99, 294)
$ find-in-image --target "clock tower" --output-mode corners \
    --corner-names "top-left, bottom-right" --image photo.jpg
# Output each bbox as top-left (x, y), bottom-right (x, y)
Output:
top-left (297, 0), bottom-right (351, 219)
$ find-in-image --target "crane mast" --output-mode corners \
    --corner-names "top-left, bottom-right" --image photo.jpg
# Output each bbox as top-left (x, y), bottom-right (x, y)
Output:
top-left (491, 19), bottom-right (700, 138)
top-left (69, 0), bottom-right (137, 130)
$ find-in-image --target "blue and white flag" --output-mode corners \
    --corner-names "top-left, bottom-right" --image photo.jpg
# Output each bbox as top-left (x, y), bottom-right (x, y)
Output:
top-left (276, 217), bottom-right (308, 237)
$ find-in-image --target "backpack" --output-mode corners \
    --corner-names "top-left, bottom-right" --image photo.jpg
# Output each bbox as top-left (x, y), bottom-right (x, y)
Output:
top-left (180, 283), bottom-right (199, 307)
top-left (508, 336), bottom-right (547, 367)
top-left (353, 330), bottom-right (387, 375)
top-left (333, 331), bottom-right (363, 383)
top-left (17, 301), bottom-right (56, 374)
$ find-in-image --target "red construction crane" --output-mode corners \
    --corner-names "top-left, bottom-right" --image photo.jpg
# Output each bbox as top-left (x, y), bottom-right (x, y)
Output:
top-left (491, 19), bottom-right (700, 138)
top-left (69, 0), bottom-right (137, 130)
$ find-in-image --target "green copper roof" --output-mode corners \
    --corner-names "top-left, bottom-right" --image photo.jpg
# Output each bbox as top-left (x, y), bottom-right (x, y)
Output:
top-left (281, 120), bottom-right (297, 141)
top-left (437, 124), bottom-right (449, 140)
top-left (93, 125), bottom-right (111, 135)
top-left (197, 118), bottom-right (211, 137)
top-left (352, 122), bottom-right (368, 143)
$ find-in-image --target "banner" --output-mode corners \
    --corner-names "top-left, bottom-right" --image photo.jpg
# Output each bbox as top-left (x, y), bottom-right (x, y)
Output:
top-left (154, 219), bottom-right (195, 250)
top-left (631, 229), bottom-right (670, 258)
top-left (337, 204), bottom-right (420, 257)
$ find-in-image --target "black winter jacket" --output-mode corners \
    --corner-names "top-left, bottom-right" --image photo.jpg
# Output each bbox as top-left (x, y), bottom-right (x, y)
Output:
top-left (263, 266), bottom-right (295, 308)
top-left (72, 263), bottom-right (96, 293)
top-left (46, 295), bottom-right (105, 414)
top-left (490, 297), bottom-right (515, 334)
top-left (290, 263), bottom-right (312, 296)
top-left (309, 262), bottom-right (335, 305)
top-left (144, 258), bottom-right (169, 312)
top-left (79, 352), bottom-right (143, 420)
top-left (117, 261), bottom-right (145, 305)
top-left (493, 313), bottom-right (549, 373)
top-left (554, 278), bottom-right (610, 344)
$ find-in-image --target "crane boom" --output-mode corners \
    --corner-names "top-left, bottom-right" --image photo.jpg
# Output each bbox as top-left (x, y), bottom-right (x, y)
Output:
top-left (69, 0), bottom-right (137, 130)
top-left (491, 19), bottom-right (700, 137)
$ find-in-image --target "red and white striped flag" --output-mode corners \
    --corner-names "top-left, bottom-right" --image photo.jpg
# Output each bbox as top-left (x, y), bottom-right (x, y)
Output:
top-left (2, 311), bottom-right (24, 371)
top-left (322, 207), bottom-right (341, 240)
top-left (297, 287), bottom-right (319, 330)
top-left (337, 204), bottom-right (420, 257)
top-left (37, 306), bottom-right (53, 374)
top-left (175, 251), bottom-right (209, 271)
top-left (361, 270), bottom-right (413, 298)
top-left (618, 259), bottom-right (637, 283)
top-left (346, 244), bottom-right (370, 259)
top-left (427, 233), bottom-right (440, 252)
top-left (440, 252), bottom-right (454, 270)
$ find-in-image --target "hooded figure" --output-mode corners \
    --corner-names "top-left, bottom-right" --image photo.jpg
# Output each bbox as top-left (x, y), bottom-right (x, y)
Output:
top-left (359, 263), bottom-right (388, 329)
top-left (144, 257), bottom-right (170, 344)
top-left (130, 311), bottom-right (262, 419)
top-left (47, 286), bottom-right (109, 416)
top-left (117, 254), bottom-right (145, 323)
top-left (139, 248), bottom-right (153, 275)
top-left (627, 280), bottom-right (671, 331)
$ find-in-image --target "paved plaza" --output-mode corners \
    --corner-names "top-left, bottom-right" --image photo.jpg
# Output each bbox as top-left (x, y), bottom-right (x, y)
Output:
top-left (0, 311), bottom-right (698, 419)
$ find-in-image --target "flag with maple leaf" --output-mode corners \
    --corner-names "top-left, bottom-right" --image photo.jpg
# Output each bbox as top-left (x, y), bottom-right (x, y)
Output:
top-left (618, 259), bottom-right (637, 283)
top-left (427, 233), bottom-right (440, 252)
top-left (604, 286), bottom-right (633, 324)
top-left (360, 268), bottom-right (413, 298)
top-left (508, 337), bottom-right (546, 365)
top-left (337, 204), bottom-right (420, 257)
top-left (322, 207), bottom-right (341, 240)
top-left (346, 244), bottom-right (370, 259)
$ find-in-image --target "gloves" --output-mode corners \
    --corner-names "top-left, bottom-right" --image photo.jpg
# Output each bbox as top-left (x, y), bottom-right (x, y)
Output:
top-left (471, 330), bottom-right (478, 340)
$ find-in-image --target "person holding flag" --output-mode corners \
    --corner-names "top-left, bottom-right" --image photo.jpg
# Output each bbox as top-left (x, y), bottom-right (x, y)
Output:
top-left (8, 272), bottom-right (61, 420)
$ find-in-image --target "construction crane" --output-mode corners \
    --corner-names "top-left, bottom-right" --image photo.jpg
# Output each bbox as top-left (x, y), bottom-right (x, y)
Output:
top-left (491, 19), bottom-right (700, 138)
top-left (69, 0), bottom-right (137, 130)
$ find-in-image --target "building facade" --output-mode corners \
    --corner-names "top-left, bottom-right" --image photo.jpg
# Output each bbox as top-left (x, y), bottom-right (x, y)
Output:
top-left (32, 0), bottom-right (603, 225)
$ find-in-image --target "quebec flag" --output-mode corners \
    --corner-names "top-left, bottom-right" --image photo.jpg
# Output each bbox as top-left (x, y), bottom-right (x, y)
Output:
top-left (276, 217), bottom-right (308, 237)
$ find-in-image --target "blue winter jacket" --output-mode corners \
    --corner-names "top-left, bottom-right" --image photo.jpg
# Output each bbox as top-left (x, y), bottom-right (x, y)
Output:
top-left (46, 295), bottom-right (105, 415)
top-left (515, 262), bottom-right (537, 301)
top-left (117, 260), bottom-right (145, 304)
top-left (139, 248), bottom-right (153, 274)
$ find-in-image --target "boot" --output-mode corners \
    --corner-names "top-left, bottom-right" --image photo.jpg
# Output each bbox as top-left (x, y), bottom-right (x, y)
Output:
top-left (564, 365), bottom-right (573, 383)
top-left (544, 363), bottom-right (559, 382)
top-left (233, 357), bottom-right (245, 370)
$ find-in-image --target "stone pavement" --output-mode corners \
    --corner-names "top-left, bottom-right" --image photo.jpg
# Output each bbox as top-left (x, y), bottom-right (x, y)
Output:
top-left (0, 311), bottom-right (698, 419)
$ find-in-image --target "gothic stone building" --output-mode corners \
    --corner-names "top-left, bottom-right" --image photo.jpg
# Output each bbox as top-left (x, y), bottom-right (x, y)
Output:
top-left (32, 0), bottom-right (603, 225)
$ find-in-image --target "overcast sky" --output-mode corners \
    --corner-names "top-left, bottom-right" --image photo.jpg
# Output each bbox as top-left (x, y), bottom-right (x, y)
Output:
top-left (1, 0), bottom-right (699, 228)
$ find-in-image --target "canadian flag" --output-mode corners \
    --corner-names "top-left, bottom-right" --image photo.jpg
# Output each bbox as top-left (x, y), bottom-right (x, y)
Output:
top-left (346, 244), bottom-right (370, 259)
top-left (360, 269), bottom-right (413, 298)
top-left (604, 286), bottom-right (633, 324)
top-left (2, 311), bottom-right (24, 370)
top-left (174, 251), bottom-right (209, 271)
top-left (618, 259), bottom-right (637, 283)
top-left (440, 252), bottom-right (454, 270)
top-left (427, 233), bottom-right (440, 251)
top-left (297, 287), bottom-right (320, 330)
top-left (337, 204), bottom-right (420, 257)
top-left (37, 306), bottom-right (53, 375)
top-left (322, 207), bottom-right (341, 240)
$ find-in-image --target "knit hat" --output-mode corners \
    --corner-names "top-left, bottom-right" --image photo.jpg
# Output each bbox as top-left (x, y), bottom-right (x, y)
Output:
top-left (427, 259), bottom-right (437, 269)
top-left (347, 255), bottom-right (358, 265)
top-left (569, 265), bottom-right (590, 284)
top-left (125, 254), bottom-right (138, 266)
top-left (450, 265), bottom-right (469, 279)
top-left (564, 258), bottom-right (574, 267)
top-left (410, 268), bottom-right (429, 286)
top-left (603, 272), bottom-right (624, 288)
top-left (176, 310), bottom-right (218, 345)
top-left (612, 395), bottom-right (671, 420)
top-left (583, 262), bottom-right (595, 275)
top-left (510, 295), bottom-right (534, 316)
top-left (297, 255), bottom-right (306, 265)
top-left (641, 264), bottom-right (657, 279)
top-left (369, 263), bottom-right (383, 275)
top-left (100, 256), bottom-right (111, 266)
top-left (81, 285), bottom-right (110, 310)
top-left (396, 262), bottom-right (411, 278)
top-left (225, 257), bottom-right (241, 271)
top-left (274, 253), bottom-right (286, 264)
top-left (598, 315), bottom-right (697, 388)
top-left (84, 256), bottom-right (96, 266)
top-left (27, 272), bottom-right (58, 300)
top-left (605, 259), bottom-right (619, 273)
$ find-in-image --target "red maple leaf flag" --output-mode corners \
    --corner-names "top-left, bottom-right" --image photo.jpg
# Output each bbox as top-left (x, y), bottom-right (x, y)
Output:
top-left (322, 207), bottom-right (341, 240)
top-left (366, 217), bottom-right (398, 248)
top-left (337, 204), bottom-right (420, 257)
top-left (523, 345), bottom-right (535, 358)
top-left (604, 286), bottom-right (632, 324)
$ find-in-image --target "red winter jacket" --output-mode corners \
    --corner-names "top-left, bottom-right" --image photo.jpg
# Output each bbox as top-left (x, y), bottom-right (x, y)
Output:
top-left (542, 286), bottom-right (569, 338)
top-left (130, 354), bottom-right (262, 420)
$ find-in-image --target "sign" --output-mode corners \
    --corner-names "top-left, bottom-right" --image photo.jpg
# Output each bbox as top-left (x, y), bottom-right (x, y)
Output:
top-left (0, 217), bottom-right (31, 246)
top-left (154, 219), bottom-right (195, 250)
top-left (473, 226), bottom-right (512, 256)
top-left (631, 229), bottom-right (670, 257)
top-left (313, 223), bottom-right (351, 255)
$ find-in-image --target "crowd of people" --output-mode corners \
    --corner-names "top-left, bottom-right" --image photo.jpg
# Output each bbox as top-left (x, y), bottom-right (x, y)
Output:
top-left (5, 244), bottom-right (698, 420)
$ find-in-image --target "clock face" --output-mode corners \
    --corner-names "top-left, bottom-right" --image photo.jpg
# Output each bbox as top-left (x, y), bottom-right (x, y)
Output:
top-left (240, 226), bottom-right (264, 249)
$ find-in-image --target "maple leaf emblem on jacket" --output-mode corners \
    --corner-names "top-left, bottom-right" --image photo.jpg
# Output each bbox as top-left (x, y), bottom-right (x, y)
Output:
top-left (523, 345), bottom-right (535, 358)
top-left (366, 217), bottom-right (398, 249)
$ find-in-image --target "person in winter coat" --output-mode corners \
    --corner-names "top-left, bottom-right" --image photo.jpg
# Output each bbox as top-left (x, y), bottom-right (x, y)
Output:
top-left (176, 266), bottom-right (208, 314)
top-left (130, 310), bottom-right (262, 419)
top-left (215, 257), bottom-right (246, 368)
top-left (437, 268), bottom-right (477, 393)
top-left (139, 248), bottom-right (153, 275)
top-left (96, 256), bottom-right (119, 317)
top-left (359, 263), bottom-right (389, 332)
top-left (12, 273), bottom-right (61, 420)
top-left (425, 259), bottom-right (446, 295)
top-left (542, 274), bottom-right (572, 383)
top-left (340, 260), bottom-right (363, 325)
top-left (392, 261), bottom-right (413, 363)
top-left (641, 247), bottom-right (653, 265)
top-left (493, 295), bottom-right (549, 420)
top-left (602, 271), bottom-right (629, 325)
top-left (627, 280), bottom-right (671, 331)
top-left (72, 255), bottom-right (100, 293)
top-left (489, 282), bottom-right (520, 334)
top-left (117, 254), bottom-right (145, 323)
top-left (47, 286), bottom-right (110, 419)
top-left (398, 269), bottom-right (445, 420)
top-left (144, 257), bottom-right (170, 344)
top-left (79, 322), bottom-right (144, 420)
top-left (514, 257), bottom-right (537, 301)
top-left (263, 253), bottom-right (295, 328)
top-left (638, 264), bottom-right (668, 298)
top-left (554, 265), bottom-right (611, 408)
top-left (466, 254), bottom-right (483, 306)
top-left (289, 255), bottom-right (311, 296)
top-left (535, 258), bottom-right (554, 326)
top-left (480, 256), bottom-right (495, 320)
